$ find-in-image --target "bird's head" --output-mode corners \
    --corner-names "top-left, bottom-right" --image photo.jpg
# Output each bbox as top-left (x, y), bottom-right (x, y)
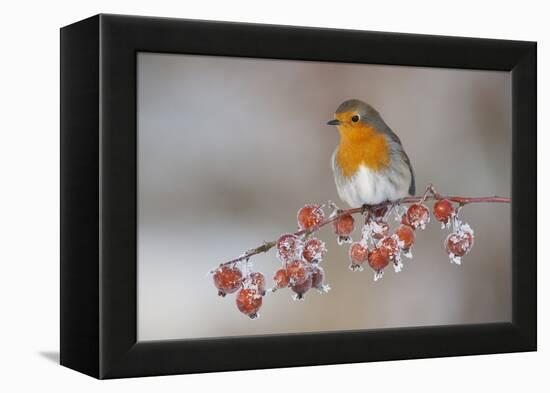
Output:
top-left (327, 99), bottom-right (380, 140)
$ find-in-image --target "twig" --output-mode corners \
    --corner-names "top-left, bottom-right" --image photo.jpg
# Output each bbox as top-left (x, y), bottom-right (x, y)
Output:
top-left (217, 188), bottom-right (510, 268)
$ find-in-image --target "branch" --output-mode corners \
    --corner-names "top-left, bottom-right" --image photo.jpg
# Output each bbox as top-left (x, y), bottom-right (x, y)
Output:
top-left (217, 185), bottom-right (510, 268)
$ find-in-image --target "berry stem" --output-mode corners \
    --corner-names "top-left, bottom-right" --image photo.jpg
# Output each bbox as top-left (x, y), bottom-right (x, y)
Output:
top-left (216, 186), bottom-right (510, 268)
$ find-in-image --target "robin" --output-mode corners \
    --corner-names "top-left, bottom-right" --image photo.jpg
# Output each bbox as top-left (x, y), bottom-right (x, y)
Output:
top-left (327, 99), bottom-right (415, 208)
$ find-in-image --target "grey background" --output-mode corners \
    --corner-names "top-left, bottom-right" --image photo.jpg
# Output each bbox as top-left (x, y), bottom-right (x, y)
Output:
top-left (137, 53), bottom-right (512, 341)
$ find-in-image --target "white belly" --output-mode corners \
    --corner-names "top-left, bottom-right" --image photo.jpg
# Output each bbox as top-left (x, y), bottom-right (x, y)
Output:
top-left (335, 165), bottom-right (410, 207)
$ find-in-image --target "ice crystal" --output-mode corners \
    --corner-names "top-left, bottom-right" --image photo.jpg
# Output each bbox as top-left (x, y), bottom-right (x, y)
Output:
top-left (373, 270), bottom-right (384, 282)
top-left (337, 235), bottom-right (352, 245)
top-left (292, 293), bottom-right (306, 301)
top-left (449, 253), bottom-right (462, 265)
top-left (349, 263), bottom-right (364, 272)
top-left (393, 258), bottom-right (404, 273)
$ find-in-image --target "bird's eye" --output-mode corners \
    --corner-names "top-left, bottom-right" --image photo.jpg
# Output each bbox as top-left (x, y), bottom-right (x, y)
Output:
top-left (351, 115), bottom-right (360, 123)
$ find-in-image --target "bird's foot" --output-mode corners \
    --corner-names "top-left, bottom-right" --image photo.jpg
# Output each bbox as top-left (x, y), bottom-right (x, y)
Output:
top-left (361, 204), bottom-right (372, 216)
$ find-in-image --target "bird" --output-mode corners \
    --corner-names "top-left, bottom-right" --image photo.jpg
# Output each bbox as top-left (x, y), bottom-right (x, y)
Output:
top-left (327, 99), bottom-right (415, 208)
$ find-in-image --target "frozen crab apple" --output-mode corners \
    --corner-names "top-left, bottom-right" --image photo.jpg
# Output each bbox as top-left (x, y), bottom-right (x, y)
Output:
top-left (379, 235), bottom-right (400, 260)
top-left (349, 242), bottom-right (369, 271)
top-left (246, 272), bottom-right (266, 296)
top-left (445, 225), bottom-right (475, 264)
top-left (379, 235), bottom-right (403, 272)
top-left (236, 288), bottom-right (263, 319)
top-left (395, 224), bottom-right (415, 251)
top-left (368, 247), bottom-right (390, 281)
top-left (286, 260), bottom-right (312, 286)
top-left (433, 199), bottom-right (454, 225)
top-left (213, 265), bottom-right (243, 297)
top-left (291, 276), bottom-right (313, 300)
top-left (406, 203), bottom-right (430, 230)
top-left (276, 234), bottom-right (303, 263)
top-left (272, 268), bottom-right (290, 291)
top-left (401, 213), bottom-right (413, 228)
top-left (311, 266), bottom-right (329, 292)
top-left (333, 213), bottom-right (355, 244)
top-left (297, 204), bottom-right (325, 230)
top-left (302, 238), bottom-right (327, 263)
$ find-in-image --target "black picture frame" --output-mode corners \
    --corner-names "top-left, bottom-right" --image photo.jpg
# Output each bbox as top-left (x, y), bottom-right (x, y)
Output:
top-left (60, 14), bottom-right (536, 379)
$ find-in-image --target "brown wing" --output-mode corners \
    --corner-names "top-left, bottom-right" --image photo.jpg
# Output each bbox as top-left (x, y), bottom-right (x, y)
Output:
top-left (381, 127), bottom-right (415, 195)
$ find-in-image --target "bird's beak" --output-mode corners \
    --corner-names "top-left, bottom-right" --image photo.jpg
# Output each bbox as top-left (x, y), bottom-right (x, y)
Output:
top-left (327, 119), bottom-right (341, 126)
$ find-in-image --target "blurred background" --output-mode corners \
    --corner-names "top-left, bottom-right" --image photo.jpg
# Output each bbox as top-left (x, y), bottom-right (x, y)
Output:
top-left (137, 52), bottom-right (511, 341)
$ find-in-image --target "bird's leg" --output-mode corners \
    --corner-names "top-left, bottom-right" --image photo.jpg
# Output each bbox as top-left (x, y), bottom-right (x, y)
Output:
top-left (384, 201), bottom-right (397, 220)
top-left (371, 204), bottom-right (388, 220)
top-left (361, 204), bottom-right (373, 224)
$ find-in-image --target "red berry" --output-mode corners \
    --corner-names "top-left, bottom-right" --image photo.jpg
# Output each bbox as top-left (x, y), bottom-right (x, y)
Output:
top-left (406, 203), bottom-right (430, 229)
top-left (333, 214), bottom-right (355, 235)
top-left (276, 234), bottom-right (303, 262)
top-left (273, 268), bottom-right (290, 290)
top-left (286, 260), bottom-right (312, 286)
top-left (302, 238), bottom-right (327, 263)
top-left (311, 266), bottom-right (325, 289)
top-left (433, 199), bottom-right (454, 223)
top-left (236, 288), bottom-right (262, 319)
top-left (445, 231), bottom-right (474, 258)
top-left (395, 225), bottom-right (415, 250)
top-left (368, 248), bottom-right (390, 271)
top-left (290, 276), bottom-right (313, 299)
top-left (213, 265), bottom-right (243, 296)
top-left (297, 204), bottom-right (325, 230)
top-left (401, 213), bottom-right (414, 228)
top-left (246, 272), bottom-right (266, 296)
top-left (349, 242), bottom-right (369, 270)
top-left (379, 236), bottom-right (400, 259)
top-left (333, 214), bottom-right (355, 244)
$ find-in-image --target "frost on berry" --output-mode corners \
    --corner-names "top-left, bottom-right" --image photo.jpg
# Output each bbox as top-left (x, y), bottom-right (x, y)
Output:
top-left (433, 199), bottom-right (454, 227)
top-left (378, 235), bottom-right (402, 272)
top-left (406, 203), bottom-right (430, 230)
top-left (272, 268), bottom-right (289, 292)
top-left (311, 266), bottom-right (330, 293)
top-left (245, 272), bottom-right (266, 296)
top-left (276, 234), bottom-right (303, 263)
top-left (286, 260), bottom-right (312, 286)
top-left (297, 204), bottom-right (325, 230)
top-left (392, 257), bottom-right (404, 273)
top-left (395, 224), bottom-right (415, 255)
top-left (368, 248), bottom-right (390, 281)
top-left (236, 288), bottom-right (263, 319)
top-left (333, 214), bottom-right (355, 244)
top-left (213, 265), bottom-right (243, 297)
top-left (349, 241), bottom-right (369, 271)
top-left (302, 238), bottom-right (327, 263)
top-left (445, 222), bottom-right (475, 264)
top-left (379, 235), bottom-right (400, 259)
top-left (401, 212), bottom-right (414, 228)
top-left (363, 219), bottom-right (389, 241)
top-left (291, 276), bottom-right (313, 300)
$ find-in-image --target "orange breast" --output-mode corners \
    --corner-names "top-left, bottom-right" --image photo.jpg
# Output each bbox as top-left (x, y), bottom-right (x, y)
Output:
top-left (336, 125), bottom-right (390, 178)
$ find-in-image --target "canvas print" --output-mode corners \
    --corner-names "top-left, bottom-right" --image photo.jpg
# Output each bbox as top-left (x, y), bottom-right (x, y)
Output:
top-left (137, 53), bottom-right (511, 341)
